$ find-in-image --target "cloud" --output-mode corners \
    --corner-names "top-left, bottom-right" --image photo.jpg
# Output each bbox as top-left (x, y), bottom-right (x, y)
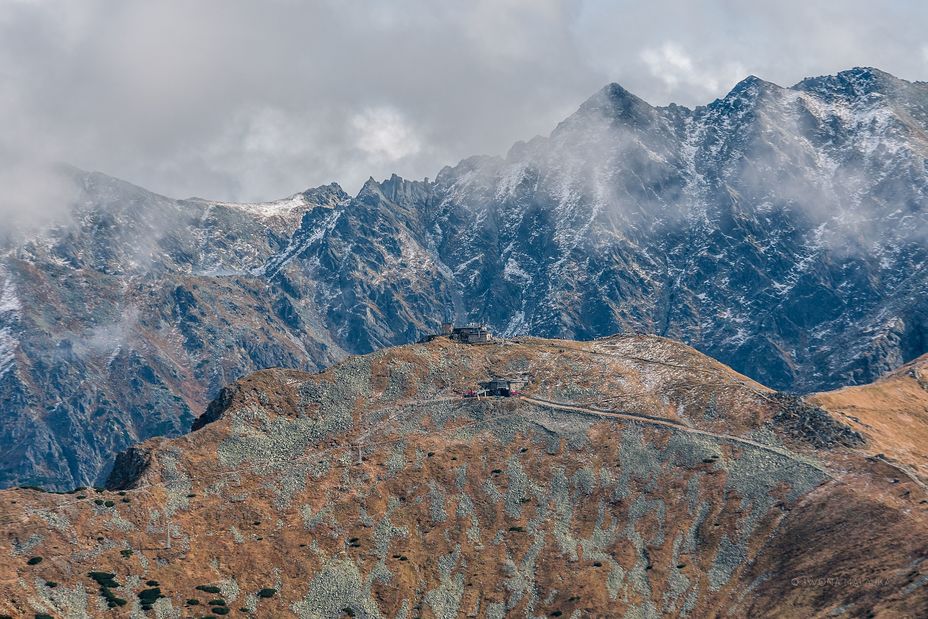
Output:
top-left (350, 107), bottom-right (422, 162)
top-left (0, 0), bottom-right (924, 212)
top-left (0, 159), bottom-right (81, 237)
top-left (639, 42), bottom-right (746, 102)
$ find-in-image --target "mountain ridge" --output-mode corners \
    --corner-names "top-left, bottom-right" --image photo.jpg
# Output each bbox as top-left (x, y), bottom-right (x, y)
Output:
top-left (1, 334), bottom-right (925, 617)
top-left (1, 66), bottom-right (926, 489)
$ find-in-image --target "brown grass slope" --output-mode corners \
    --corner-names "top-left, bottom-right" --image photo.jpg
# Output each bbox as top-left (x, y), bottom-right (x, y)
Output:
top-left (0, 336), bottom-right (926, 618)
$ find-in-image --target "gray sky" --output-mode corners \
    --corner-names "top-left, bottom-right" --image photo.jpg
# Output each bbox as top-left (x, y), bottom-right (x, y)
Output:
top-left (1, 0), bottom-right (926, 204)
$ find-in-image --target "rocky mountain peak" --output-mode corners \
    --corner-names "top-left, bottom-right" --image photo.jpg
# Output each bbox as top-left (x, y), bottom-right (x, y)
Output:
top-left (793, 65), bottom-right (908, 101)
top-left (300, 181), bottom-right (349, 204)
top-left (554, 81), bottom-right (657, 135)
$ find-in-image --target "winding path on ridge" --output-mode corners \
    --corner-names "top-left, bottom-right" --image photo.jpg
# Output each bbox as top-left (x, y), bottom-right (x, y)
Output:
top-left (518, 394), bottom-right (833, 476)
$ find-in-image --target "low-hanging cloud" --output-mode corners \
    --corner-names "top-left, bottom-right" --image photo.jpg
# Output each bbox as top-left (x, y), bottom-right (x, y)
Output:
top-left (0, 0), bottom-right (925, 225)
top-left (639, 43), bottom-right (747, 102)
top-left (350, 107), bottom-right (423, 163)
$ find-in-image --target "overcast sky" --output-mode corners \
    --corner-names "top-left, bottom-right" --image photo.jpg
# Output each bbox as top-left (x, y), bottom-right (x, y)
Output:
top-left (1, 0), bottom-right (926, 204)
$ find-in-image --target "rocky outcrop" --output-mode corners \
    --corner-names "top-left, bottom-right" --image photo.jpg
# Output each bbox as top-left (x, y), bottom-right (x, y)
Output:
top-left (768, 393), bottom-right (865, 448)
top-left (104, 446), bottom-right (153, 491)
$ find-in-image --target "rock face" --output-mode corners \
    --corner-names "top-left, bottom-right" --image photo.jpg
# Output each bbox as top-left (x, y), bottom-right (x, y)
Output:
top-left (0, 336), bottom-right (925, 618)
top-left (2, 67), bottom-right (927, 489)
top-left (0, 174), bottom-right (352, 489)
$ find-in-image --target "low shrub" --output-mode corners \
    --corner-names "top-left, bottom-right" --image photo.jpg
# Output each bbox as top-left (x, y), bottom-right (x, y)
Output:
top-left (257, 588), bottom-right (277, 598)
top-left (90, 569), bottom-right (127, 607)
top-left (88, 571), bottom-right (120, 588)
top-left (26, 557), bottom-right (43, 565)
top-left (196, 585), bottom-right (221, 594)
top-left (138, 587), bottom-right (162, 604)
top-left (45, 581), bottom-right (58, 588)
top-left (104, 596), bottom-right (127, 608)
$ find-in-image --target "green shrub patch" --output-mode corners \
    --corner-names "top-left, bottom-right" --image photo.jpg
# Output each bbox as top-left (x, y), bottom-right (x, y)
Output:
top-left (88, 571), bottom-right (126, 608)
top-left (88, 572), bottom-right (119, 588)
top-left (138, 587), bottom-right (162, 604)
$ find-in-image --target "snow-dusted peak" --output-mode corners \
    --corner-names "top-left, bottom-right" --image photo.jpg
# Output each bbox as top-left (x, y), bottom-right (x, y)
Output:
top-left (792, 66), bottom-right (908, 102)
top-left (553, 81), bottom-right (657, 137)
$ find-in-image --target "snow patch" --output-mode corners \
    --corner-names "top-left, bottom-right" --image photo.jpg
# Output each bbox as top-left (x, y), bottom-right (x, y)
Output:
top-left (0, 277), bottom-right (21, 313)
top-left (503, 311), bottom-right (527, 337)
top-left (0, 327), bottom-right (16, 379)
top-left (503, 257), bottom-right (532, 284)
top-left (206, 193), bottom-right (310, 219)
top-left (0, 271), bottom-right (21, 378)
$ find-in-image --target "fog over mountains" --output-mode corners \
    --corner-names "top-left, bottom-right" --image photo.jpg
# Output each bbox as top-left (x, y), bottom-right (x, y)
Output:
top-left (1, 67), bottom-right (926, 489)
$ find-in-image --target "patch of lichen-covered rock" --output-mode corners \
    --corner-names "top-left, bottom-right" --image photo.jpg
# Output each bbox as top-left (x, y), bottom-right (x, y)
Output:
top-left (1, 336), bottom-right (926, 618)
